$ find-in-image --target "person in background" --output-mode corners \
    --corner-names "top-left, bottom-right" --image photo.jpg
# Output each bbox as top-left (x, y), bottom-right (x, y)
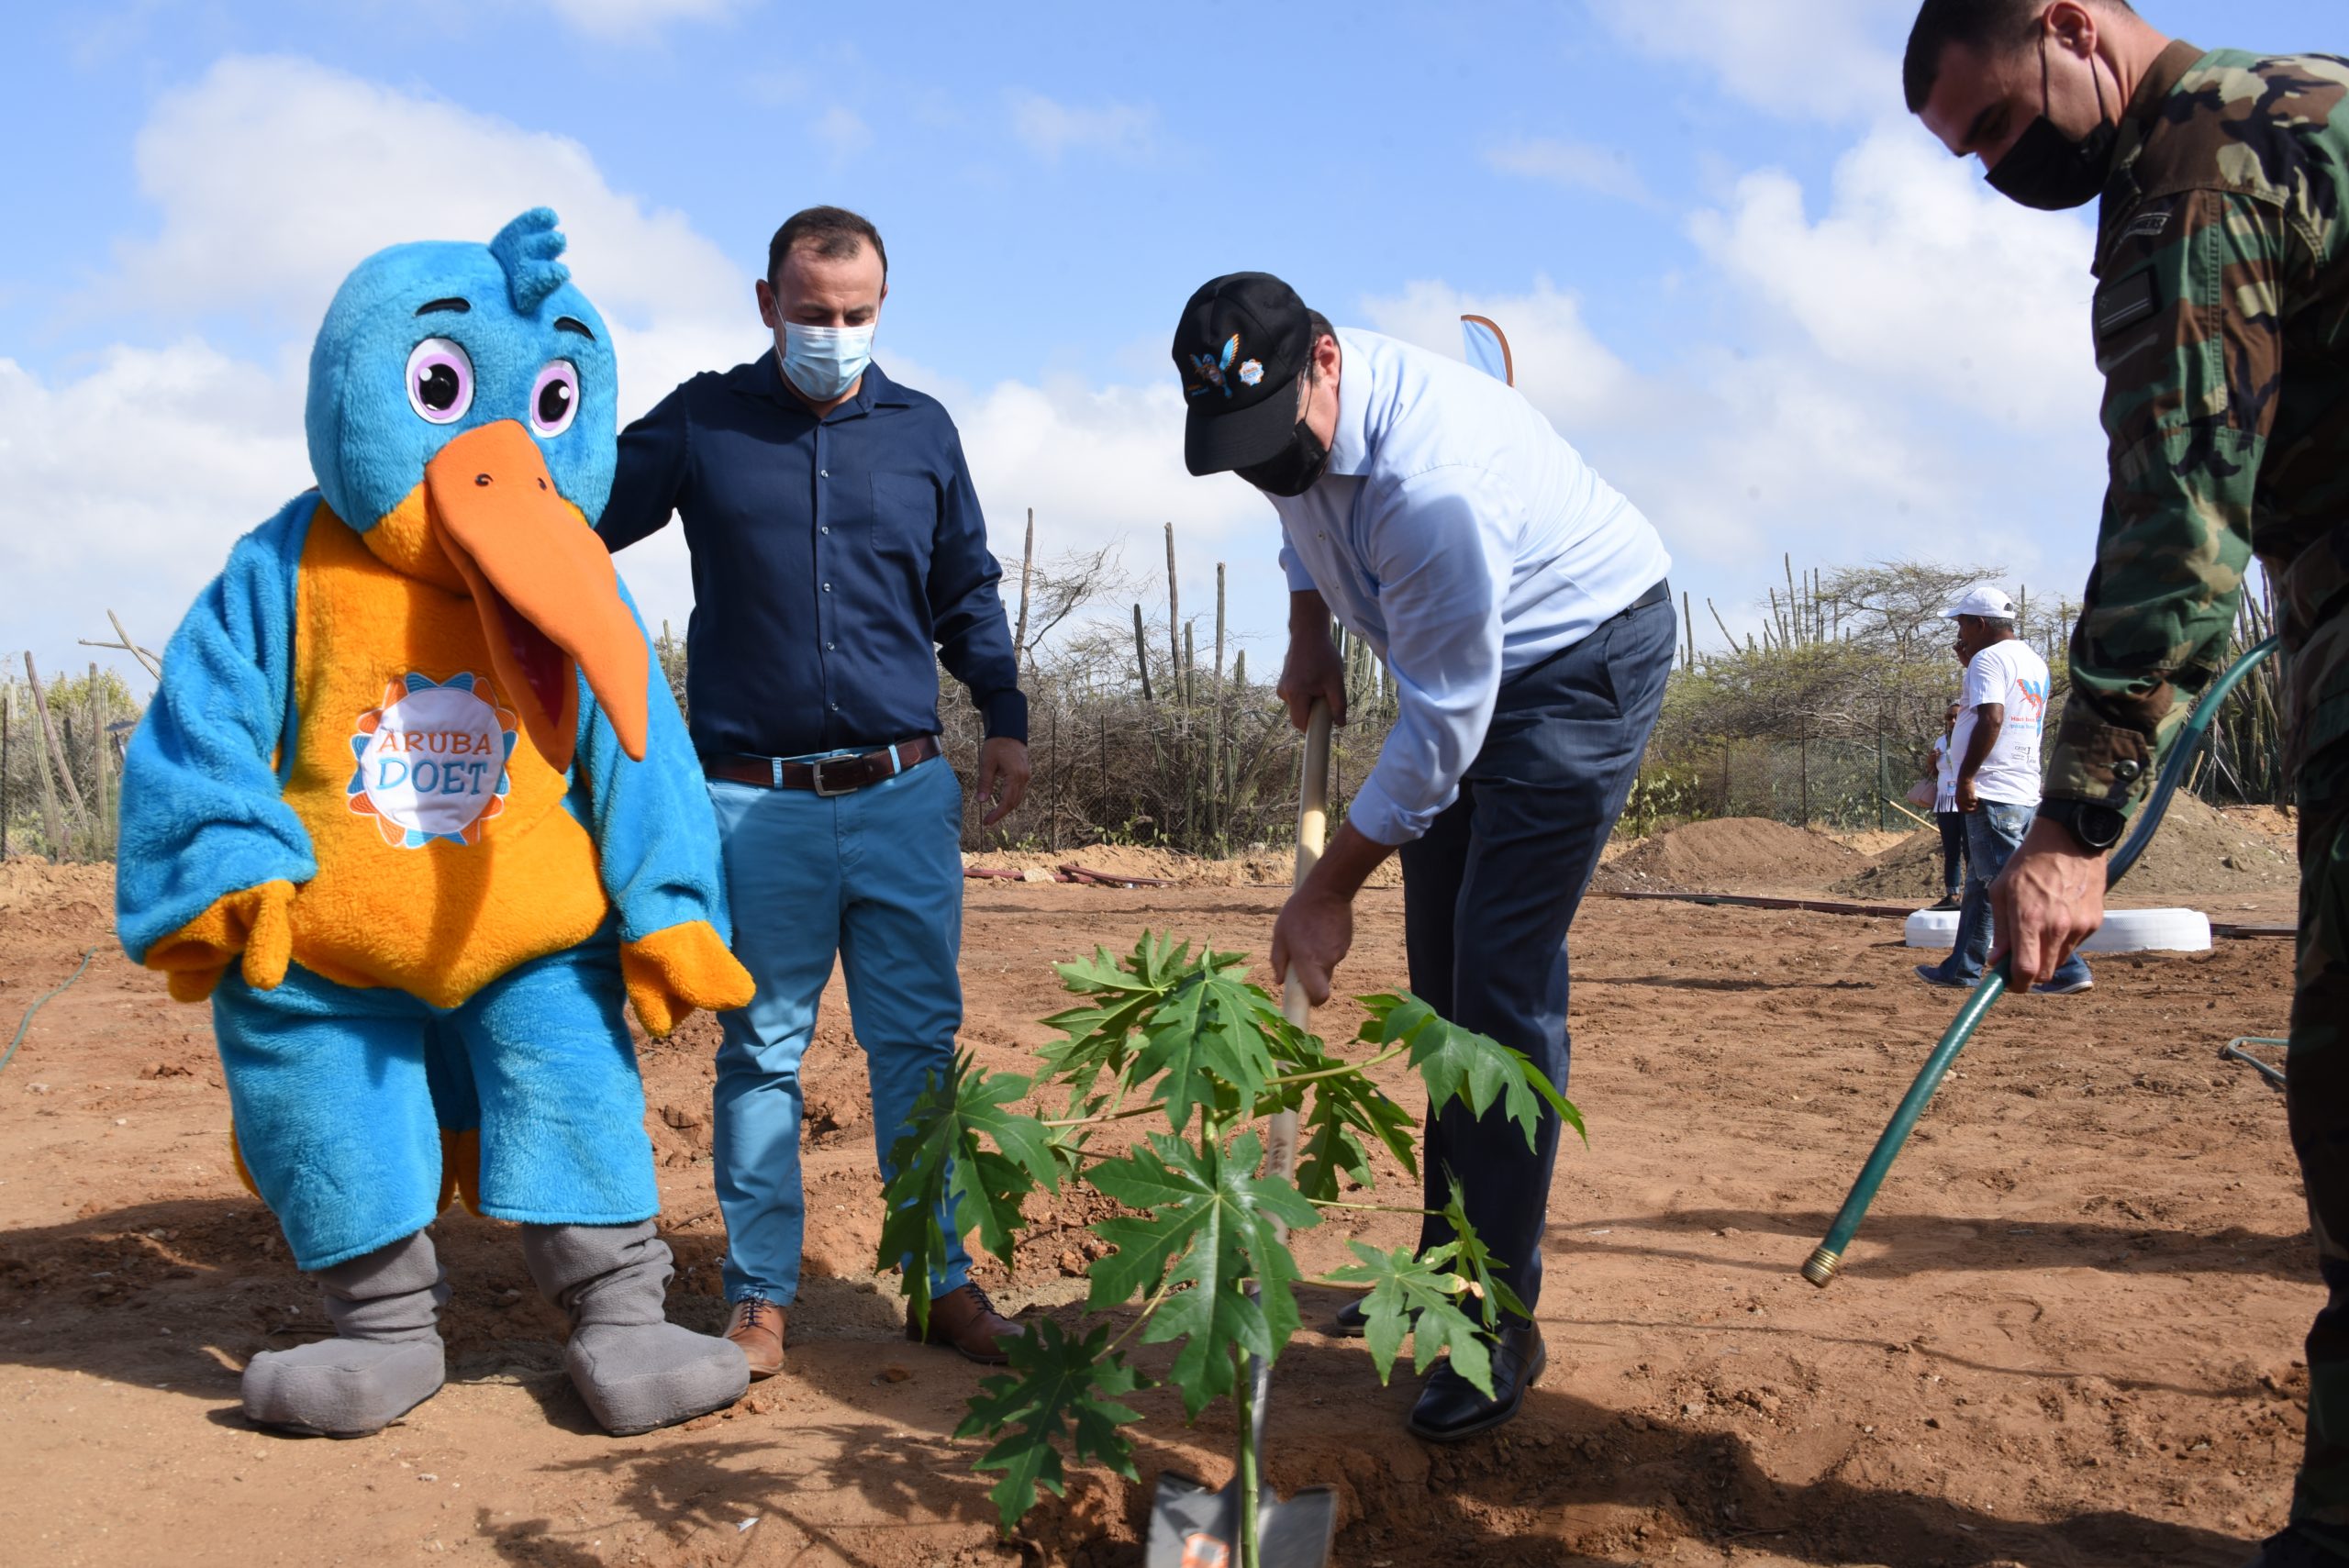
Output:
top-left (1932, 700), bottom-right (1967, 911)
top-left (596, 206), bottom-right (1030, 1379)
top-left (1914, 586), bottom-right (2091, 994)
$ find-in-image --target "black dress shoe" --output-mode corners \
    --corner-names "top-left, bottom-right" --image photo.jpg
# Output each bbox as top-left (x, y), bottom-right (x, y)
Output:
top-left (1407, 1321), bottom-right (1545, 1442)
top-left (2241, 1527), bottom-right (2349, 1567)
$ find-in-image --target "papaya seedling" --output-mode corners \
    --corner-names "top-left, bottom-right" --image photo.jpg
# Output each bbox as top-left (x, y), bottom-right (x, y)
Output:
top-left (878, 931), bottom-right (1577, 1564)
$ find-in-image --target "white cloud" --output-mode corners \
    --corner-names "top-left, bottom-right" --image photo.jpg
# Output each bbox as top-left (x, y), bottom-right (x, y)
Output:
top-left (12, 45), bottom-right (2111, 699)
top-left (1336, 272), bottom-right (2101, 646)
top-left (1484, 137), bottom-right (1654, 206)
top-left (9, 53), bottom-right (1230, 687)
top-left (0, 342), bottom-right (311, 675)
top-left (1586, 0), bottom-right (1904, 123)
top-left (1622, 353), bottom-right (1954, 557)
top-left (954, 377), bottom-right (1266, 561)
top-left (1687, 123), bottom-right (2100, 428)
top-left (539, 0), bottom-right (745, 41)
top-left (15, 54), bottom-right (766, 682)
top-left (111, 55), bottom-right (749, 406)
top-left (1353, 277), bottom-right (1649, 434)
top-left (812, 105), bottom-right (873, 161)
top-left (1006, 91), bottom-right (1158, 163)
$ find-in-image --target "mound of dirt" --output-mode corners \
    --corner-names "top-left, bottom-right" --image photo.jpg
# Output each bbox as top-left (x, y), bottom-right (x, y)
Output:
top-left (963, 842), bottom-right (1405, 888)
top-left (0, 857), bottom-right (114, 917)
top-left (1833, 790), bottom-right (2296, 904)
top-left (1595, 817), bottom-right (1862, 895)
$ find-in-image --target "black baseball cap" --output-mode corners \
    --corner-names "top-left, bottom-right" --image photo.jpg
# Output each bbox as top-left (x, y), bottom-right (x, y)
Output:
top-left (1172, 272), bottom-right (1313, 476)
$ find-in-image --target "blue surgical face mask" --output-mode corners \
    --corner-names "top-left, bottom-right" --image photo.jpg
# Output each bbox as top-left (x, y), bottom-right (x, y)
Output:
top-left (779, 322), bottom-right (875, 403)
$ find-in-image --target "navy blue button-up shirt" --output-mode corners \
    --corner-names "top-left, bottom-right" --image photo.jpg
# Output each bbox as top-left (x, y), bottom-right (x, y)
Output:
top-left (597, 351), bottom-right (1027, 759)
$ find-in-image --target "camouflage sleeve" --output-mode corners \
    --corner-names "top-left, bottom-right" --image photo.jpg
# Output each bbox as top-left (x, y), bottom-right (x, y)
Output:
top-left (2043, 186), bottom-right (2284, 816)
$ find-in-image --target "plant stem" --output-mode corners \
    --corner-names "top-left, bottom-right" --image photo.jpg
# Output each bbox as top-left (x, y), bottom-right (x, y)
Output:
top-left (1041, 1100), bottom-right (1168, 1130)
top-left (1106, 1269), bottom-right (1180, 1358)
top-left (1234, 1343), bottom-right (1262, 1568)
top-left (1250, 1044), bottom-right (1409, 1099)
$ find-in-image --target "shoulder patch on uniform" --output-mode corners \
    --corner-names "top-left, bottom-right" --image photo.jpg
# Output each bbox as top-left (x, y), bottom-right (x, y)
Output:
top-left (2093, 271), bottom-right (2161, 342)
top-left (2123, 207), bottom-right (2172, 240)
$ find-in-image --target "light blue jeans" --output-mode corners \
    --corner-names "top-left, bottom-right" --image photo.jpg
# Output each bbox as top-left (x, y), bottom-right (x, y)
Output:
top-left (1932, 799), bottom-right (2095, 990)
top-left (706, 751), bottom-right (972, 1306)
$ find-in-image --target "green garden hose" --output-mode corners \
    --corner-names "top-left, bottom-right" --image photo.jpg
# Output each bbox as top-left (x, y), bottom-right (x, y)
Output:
top-left (2, 947), bottom-right (97, 1079)
top-left (1802, 638), bottom-right (2281, 1287)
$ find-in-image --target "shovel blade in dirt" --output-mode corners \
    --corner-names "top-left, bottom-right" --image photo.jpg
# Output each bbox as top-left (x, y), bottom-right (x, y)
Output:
top-left (1143, 1473), bottom-right (1337, 1568)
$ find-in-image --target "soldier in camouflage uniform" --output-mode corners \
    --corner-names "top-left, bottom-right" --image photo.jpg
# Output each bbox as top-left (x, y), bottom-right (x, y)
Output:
top-left (1904, 2), bottom-right (2349, 1562)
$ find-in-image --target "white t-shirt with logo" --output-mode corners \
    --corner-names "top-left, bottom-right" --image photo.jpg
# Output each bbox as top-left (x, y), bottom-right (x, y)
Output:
top-left (1953, 639), bottom-right (2053, 806)
top-left (1932, 732), bottom-right (1959, 813)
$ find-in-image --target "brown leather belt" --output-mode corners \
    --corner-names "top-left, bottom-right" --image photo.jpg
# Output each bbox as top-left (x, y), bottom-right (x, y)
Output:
top-left (704, 736), bottom-right (941, 795)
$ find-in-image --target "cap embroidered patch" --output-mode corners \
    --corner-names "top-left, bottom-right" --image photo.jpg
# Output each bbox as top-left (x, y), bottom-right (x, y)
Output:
top-left (1185, 333), bottom-right (1241, 399)
top-left (1238, 359), bottom-right (1264, 387)
top-left (346, 671), bottom-right (518, 848)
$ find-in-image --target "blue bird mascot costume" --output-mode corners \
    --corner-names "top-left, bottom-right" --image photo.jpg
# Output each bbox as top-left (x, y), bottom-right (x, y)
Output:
top-left (114, 210), bottom-right (757, 1438)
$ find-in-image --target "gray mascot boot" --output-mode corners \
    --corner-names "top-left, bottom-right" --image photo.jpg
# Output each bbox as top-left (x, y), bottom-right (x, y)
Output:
top-left (242, 1229), bottom-right (449, 1437)
top-left (520, 1219), bottom-right (748, 1436)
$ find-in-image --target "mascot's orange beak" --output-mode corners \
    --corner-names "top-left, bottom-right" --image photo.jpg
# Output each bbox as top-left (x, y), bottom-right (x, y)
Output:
top-left (422, 420), bottom-right (649, 773)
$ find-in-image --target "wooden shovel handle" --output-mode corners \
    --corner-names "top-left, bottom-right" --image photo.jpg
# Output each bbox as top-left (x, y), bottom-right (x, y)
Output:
top-left (1268, 699), bottom-right (1334, 1186)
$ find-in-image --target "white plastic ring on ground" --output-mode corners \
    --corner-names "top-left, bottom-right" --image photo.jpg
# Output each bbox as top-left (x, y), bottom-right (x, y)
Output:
top-left (1903, 906), bottom-right (2213, 953)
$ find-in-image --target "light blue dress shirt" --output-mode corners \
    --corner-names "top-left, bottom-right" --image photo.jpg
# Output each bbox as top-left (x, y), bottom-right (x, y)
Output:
top-left (1271, 329), bottom-right (1671, 847)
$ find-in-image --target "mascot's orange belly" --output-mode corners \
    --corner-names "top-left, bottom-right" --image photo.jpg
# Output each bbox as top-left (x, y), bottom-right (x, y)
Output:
top-left (283, 508), bottom-right (608, 1008)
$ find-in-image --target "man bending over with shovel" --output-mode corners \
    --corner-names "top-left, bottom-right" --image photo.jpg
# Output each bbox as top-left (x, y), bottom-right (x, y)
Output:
top-left (1171, 272), bottom-right (1674, 1440)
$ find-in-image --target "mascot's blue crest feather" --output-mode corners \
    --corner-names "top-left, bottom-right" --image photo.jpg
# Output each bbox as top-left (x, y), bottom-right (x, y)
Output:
top-left (490, 208), bottom-right (571, 317)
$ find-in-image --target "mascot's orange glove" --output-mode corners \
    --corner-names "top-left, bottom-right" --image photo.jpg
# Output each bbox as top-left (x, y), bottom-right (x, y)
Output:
top-left (146, 880), bottom-right (297, 1002)
top-left (621, 920), bottom-right (754, 1038)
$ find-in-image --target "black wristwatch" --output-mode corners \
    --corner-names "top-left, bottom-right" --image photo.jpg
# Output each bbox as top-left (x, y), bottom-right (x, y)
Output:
top-left (2039, 797), bottom-right (2126, 852)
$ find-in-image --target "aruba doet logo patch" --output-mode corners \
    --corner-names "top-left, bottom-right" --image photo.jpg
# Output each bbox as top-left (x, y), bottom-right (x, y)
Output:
top-left (347, 672), bottom-right (518, 848)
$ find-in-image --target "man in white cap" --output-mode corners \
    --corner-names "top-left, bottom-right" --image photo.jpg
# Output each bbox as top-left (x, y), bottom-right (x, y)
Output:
top-left (1917, 585), bottom-right (2091, 993)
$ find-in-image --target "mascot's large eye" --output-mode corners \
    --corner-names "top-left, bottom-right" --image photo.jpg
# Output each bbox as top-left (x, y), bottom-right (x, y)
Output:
top-left (406, 338), bottom-right (474, 424)
top-left (529, 360), bottom-right (580, 437)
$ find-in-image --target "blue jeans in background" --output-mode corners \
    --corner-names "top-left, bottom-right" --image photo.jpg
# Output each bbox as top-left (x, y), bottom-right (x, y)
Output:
top-left (1926, 799), bottom-right (2094, 990)
top-left (706, 751), bottom-right (972, 1307)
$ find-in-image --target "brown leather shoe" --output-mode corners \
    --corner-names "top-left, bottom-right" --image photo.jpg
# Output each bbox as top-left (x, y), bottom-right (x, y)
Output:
top-left (907, 1284), bottom-right (1022, 1364)
top-left (723, 1296), bottom-right (785, 1380)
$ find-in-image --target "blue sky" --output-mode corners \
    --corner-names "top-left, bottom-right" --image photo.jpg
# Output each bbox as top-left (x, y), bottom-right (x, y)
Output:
top-left (3, 0), bottom-right (2331, 694)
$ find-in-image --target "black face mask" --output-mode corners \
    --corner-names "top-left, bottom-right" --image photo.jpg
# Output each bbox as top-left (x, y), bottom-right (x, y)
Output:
top-left (1986, 32), bottom-right (2119, 211)
top-left (1235, 414), bottom-right (1332, 498)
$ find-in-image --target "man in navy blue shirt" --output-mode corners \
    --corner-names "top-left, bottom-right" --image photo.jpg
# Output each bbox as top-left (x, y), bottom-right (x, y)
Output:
top-left (597, 206), bottom-right (1029, 1376)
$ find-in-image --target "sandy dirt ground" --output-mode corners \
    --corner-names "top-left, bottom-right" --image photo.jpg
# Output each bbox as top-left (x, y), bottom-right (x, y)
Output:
top-left (0, 847), bottom-right (2313, 1567)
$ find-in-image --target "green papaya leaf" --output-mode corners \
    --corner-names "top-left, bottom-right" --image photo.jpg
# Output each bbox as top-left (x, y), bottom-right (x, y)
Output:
top-left (1418, 1172), bottom-right (1528, 1326)
top-left (878, 1051), bottom-right (1059, 1331)
top-left (1358, 992), bottom-right (1581, 1150)
top-left (1037, 941), bottom-right (1176, 1097)
top-left (1293, 1113), bottom-right (1372, 1205)
top-left (1226, 1001), bottom-right (1419, 1200)
top-left (1292, 1070), bottom-right (1419, 1201)
top-left (1085, 1130), bottom-right (1318, 1418)
top-left (955, 1318), bottom-right (1144, 1529)
top-left (1128, 966), bottom-right (1278, 1133)
top-left (1038, 937), bottom-right (1265, 1124)
top-left (1326, 1240), bottom-right (1494, 1396)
